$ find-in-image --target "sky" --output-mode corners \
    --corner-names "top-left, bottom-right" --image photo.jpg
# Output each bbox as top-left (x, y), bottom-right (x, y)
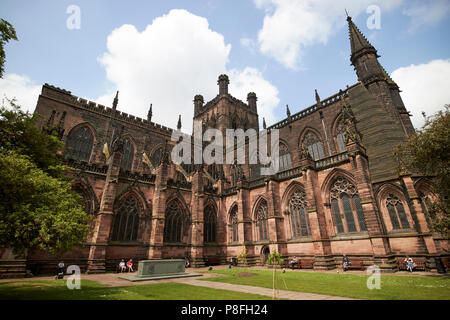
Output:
top-left (1, 0), bottom-right (449, 132)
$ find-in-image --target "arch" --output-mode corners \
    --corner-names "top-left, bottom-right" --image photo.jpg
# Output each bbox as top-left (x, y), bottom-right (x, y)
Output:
top-left (323, 171), bottom-right (368, 234)
top-left (111, 193), bottom-right (142, 242)
top-left (228, 203), bottom-right (239, 243)
top-left (72, 179), bottom-right (98, 215)
top-left (321, 168), bottom-right (357, 198)
top-left (149, 144), bottom-right (165, 167)
top-left (65, 122), bottom-right (97, 162)
top-left (164, 197), bottom-right (190, 243)
top-left (279, 140), bottom-right (292, 171)
top-left (203, 203), bottom-right (217, 243)
top-left (119, 134), bottom-right (137, 171)
top-left (298, 128), bottom-right (325, 160)
top-left (114, 188), bottom-right (150, 218)
top-left (298, 126), bottom-right (324, 148)
top-left (376, 183), bottom-right (414, 232)
top-left (331, 113), bottom-right (347, 153)
top-left (414, 179), bottom-right (436, 226)
top-left (253, 197), bottom-right (269, 241)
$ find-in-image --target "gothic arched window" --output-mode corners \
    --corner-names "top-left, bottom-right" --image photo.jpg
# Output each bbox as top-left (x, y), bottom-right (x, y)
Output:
top-left (289, 190), bottom-right (310, 237)
top-left (66, 126), bottom-right (94, 161)
top-left (231, 163), bottom-right (243, 186)
top-left (386, 194), bottom-right (410, 230)
top-left (336, 120), bottom-right (347, 152)
top-left (164, 200), bottom-right (187, 243)
top-left (279, 143), bottom-right (292, 171)
top-left (418, 191), bottom-right (432, 225)
top-left (330, 177), bottom-right (367, 234)
top-left (151, 147), bottom-right (163, 167)
top-left (303, 131), bottom-right (325, 160)
top-left (204, 205), bottom-right (217, 243)
top-left (111, 196), bottom-right (140, 242)
top-left (230, 206), bottom-right (239, 243)
top-left (121, 138), bottom-right (134, 171)
top-left (256, 200), bottom-right (269, 241)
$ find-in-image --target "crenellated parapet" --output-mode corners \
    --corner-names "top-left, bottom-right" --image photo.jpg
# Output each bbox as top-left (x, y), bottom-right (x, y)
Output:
top-left (41, 83), bottom-right (174, 135)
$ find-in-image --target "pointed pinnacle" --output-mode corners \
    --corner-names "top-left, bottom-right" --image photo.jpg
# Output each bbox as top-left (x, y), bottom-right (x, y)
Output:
top-left (177, 114), bottom-right (182, 130)
top-left (112, 91), bottom-right (119, 110)
top-left (286, 104), bottom-right (291, 117)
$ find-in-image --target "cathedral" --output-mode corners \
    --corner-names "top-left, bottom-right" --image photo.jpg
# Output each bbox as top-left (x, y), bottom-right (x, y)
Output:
top-left (2, 16), bottom-right (448, 276)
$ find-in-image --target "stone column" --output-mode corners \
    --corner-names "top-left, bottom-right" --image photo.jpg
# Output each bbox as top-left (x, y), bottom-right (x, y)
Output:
top-left (299, 157), bottom-right (334, 270)
top-left (87, 148), bottom-right (122, 273)
top-left (190, 166), bottom-right (205, 266)
top-left (401, 175), bottom-right (437, 271)
top-left (147, 160), bottom-right (169, 259)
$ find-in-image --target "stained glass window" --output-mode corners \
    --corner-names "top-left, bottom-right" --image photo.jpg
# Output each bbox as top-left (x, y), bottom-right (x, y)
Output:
top-left (111, 196), bottom-right (140, 242)
top-left (66, 126), bottom-right (94, 161)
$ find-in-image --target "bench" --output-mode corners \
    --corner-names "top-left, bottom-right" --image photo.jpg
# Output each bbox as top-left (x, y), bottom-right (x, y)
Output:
top-left (283, 257), bottom-right (315, 269)
top-left (397, 257), bottom-right (426, 271)
top-left (441, 257), bottom-right (450, 272)
top-left (205, 257), bottom-right (221, 266)
top-left (344, 258), bottom-right (365, 270)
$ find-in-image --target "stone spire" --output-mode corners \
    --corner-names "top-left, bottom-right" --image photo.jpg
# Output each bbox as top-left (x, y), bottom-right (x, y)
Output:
top-left (147, 103), bottom-right (152, 122)
top-left (262, 117), bottom-right (267, 129)
top-left (286, 104), bottom-right (291, 117)
top-left (347, 15), bottom-right (378, 65)
top-left (177, 114), bottom-right (182, 130)
top-left (315, 89), bottom-right (322, 107)
top-left (112, 91), bottom-right (119, 110)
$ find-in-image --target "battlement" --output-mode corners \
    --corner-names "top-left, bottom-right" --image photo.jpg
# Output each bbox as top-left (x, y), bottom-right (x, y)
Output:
top-left (41, 83), bottom-right (174, 135)
top-left (267, 83), bottom-right (357, 130)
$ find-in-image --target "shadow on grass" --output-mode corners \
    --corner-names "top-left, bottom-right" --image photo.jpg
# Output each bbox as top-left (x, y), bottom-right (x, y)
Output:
top-left (0, 279), bottom-right (270, 300)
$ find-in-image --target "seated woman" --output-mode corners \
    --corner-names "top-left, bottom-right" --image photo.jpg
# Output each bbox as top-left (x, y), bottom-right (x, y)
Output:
top-left (119, 259), bottom-right (126, 273)
top-left (289, 256), bottom-right (298, 269)
top-left (185, 257), bottom-right (190, 268)
top-left (405, 256), bottom-right (415, 272)
top-left (342, 254), bottom-right (351, 271)
top-left (126, 259), bottom-right (133, 272)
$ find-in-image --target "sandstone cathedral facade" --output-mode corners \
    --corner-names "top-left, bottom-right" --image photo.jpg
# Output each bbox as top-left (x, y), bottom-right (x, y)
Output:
top-left (2, 16), bottom-right (448, 276)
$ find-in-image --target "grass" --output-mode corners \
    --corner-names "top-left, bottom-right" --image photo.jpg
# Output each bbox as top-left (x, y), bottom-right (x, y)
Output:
top-left (0, 279), bottom-right (271, 300)
top-left (201, 268), bottom-right (450, 300)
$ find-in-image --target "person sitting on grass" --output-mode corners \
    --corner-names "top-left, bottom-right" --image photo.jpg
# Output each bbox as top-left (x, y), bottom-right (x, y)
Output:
top-left (119, 259), bottom-right (126, 273)
top-left (55, 261), bottom-right (65, 279)
top-left (127, 259), bottom-right (133, 272)
top-left (342, 254), bottom-right (352, 271)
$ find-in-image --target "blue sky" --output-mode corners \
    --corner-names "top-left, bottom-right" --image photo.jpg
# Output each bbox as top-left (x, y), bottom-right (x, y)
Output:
top-left (1, 0), bottom-right (449, 131)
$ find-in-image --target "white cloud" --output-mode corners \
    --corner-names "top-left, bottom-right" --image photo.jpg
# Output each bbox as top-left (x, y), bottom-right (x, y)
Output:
top-left (97, 9), bottom-right (279, 132)
top-left (229, 67), bottom-right (279, 126)
top-left (0, 73), bottom-right (41, 112)
top-left (403, 0), bottom-right (450, 32)
top-left (391, 59), bottom-right (450, 128)
top-left (253, 0), bottom-right (403, 70)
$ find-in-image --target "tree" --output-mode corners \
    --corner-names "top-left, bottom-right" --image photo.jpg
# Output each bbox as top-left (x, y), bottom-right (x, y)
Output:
top-left (0, 100), bottom-right (92, 255)
top-left (394, 106), bottom-right (449, 235)
top-left (0, 19), bottom-right (18, 78)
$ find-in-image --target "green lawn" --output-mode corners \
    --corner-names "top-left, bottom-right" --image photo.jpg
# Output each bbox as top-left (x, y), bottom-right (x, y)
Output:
top-left (0, 279), bottom-right (271, 300)
top-left (201, 268), bottom-right (450, 300)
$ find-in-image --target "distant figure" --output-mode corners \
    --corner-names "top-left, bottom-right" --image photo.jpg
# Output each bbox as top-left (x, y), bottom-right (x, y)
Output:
top-left (405, 256), bottom-right (415, 272)
top-left (342, 254), bottom-right (352, 271)
top-left (55, 261), bottom-right (65, 279)
top-left (127, 259), bottom-right (133, 272)
top-left (289, 256), bottom-right (298, 269)
top-left (119, 259), bottom-right (126, 273)
top-left (185, 257), bottom-right (190, 268)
